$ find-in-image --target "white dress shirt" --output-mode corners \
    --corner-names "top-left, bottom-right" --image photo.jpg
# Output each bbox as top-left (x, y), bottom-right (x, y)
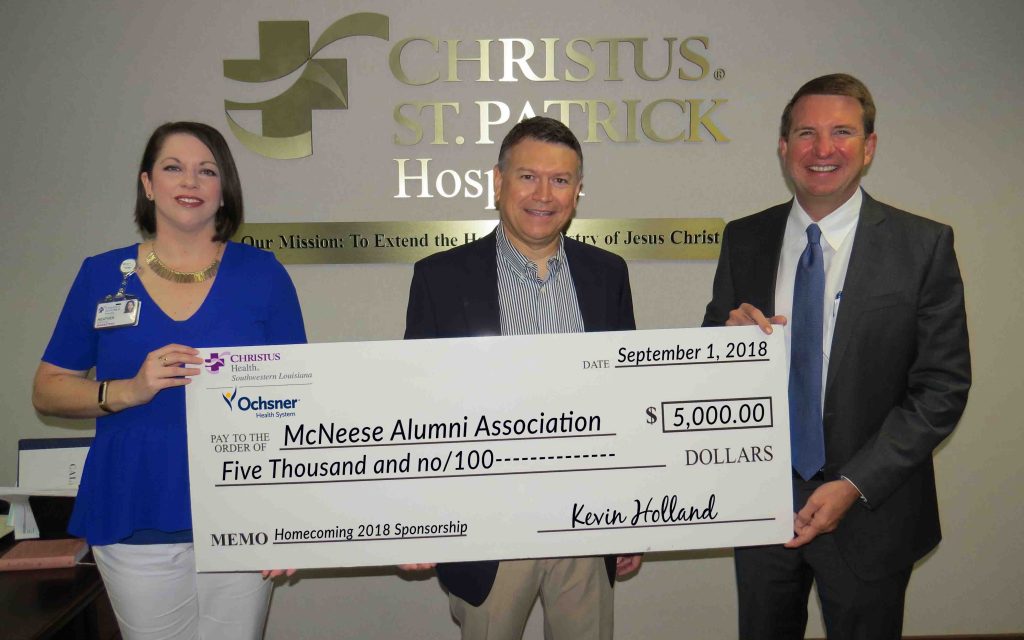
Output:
top-left (774, 189), bottom-right (862, 405)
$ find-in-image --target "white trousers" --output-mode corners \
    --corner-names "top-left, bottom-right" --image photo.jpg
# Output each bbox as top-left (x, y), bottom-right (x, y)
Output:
top-left (93, 543), bottom-right (272, 640)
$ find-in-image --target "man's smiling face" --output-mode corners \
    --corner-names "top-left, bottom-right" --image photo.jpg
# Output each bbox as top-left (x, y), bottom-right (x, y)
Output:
top-left (493, 137), bottom-right (582, 261)
top-left (779, 94), bottom-right (877, 220)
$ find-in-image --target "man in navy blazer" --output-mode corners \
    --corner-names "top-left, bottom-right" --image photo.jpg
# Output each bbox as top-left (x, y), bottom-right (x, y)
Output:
top-left (403, 117), bottom-right (641, 640)
top-left (703, 74), bottom-right (970, 639)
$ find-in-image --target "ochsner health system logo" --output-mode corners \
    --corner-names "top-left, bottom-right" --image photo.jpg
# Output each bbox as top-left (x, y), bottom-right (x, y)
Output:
top-left (221, 387), bottom-right (238, 409)
top-left (223, 12), bottom-right (389, 159)
top-left (221, 387), bottom-right (300, 415)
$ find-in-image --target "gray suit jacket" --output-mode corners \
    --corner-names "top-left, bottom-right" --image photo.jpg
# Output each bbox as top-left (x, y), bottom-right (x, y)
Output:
top-left (702, 192), bottom-right (971, 579)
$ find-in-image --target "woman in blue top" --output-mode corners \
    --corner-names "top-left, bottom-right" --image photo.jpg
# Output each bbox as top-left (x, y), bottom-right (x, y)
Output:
top-left (33, 122), bottom-right (305, 639)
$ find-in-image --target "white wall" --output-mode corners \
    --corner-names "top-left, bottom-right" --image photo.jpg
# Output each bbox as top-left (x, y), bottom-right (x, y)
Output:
top-left (2, 1), bottom-right (1022, 637)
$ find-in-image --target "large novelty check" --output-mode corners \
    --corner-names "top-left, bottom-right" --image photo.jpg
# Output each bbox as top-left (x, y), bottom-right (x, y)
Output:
top-left (185, 326), bottom-right (792, 572)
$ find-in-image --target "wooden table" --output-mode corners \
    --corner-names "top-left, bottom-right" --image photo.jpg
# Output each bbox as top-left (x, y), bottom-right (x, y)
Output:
top-left (0, 548), bottom-right (119, 640)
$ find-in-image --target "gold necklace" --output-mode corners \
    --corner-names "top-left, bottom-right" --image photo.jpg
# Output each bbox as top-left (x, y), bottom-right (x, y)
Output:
top-left (146, 250), bottom-right (220, 283)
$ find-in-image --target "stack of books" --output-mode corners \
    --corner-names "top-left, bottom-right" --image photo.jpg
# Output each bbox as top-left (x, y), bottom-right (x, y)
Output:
top-left (0, 538), bottom-right (88, 571)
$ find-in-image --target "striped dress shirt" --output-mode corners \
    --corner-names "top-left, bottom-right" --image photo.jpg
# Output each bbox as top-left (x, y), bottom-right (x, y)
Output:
top-left (495, 225), bottom-right (584, 336)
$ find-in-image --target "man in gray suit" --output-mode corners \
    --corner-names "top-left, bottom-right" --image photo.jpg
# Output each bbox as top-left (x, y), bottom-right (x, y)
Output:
top-left (703, 74), bottom-right (970, 639)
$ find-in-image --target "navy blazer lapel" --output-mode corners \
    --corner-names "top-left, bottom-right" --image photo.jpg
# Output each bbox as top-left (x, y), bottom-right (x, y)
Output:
top-left (462, 230), bottom-right (502, 336)
top-left (825, 192), bottom-right (887, 392)
top-left (563, 239), bottom-right (606, 331)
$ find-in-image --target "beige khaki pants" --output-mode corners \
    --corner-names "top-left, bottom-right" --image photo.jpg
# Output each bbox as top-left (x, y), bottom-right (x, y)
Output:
top-left (449, 557), bottom-right (614, 640)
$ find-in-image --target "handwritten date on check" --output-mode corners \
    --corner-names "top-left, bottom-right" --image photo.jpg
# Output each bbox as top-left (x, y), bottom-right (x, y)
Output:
top-left (185, 326), bottom-right (792, 572)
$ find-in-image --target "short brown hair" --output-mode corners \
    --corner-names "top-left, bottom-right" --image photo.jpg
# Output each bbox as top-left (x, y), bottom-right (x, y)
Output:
top-left (497, 116), bottom-right (583, 178)
top-left (134, 122), bottom-right (243, 241)
top-left (780, 73), bottom-right (876, 138)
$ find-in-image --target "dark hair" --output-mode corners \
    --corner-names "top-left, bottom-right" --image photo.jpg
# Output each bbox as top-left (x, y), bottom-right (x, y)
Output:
top-left (779, 73), bottom-right (876, 139)
top-left (134, 122), bottom-right (243, 241)
top-left (497, 116), bottom-right (583, 177)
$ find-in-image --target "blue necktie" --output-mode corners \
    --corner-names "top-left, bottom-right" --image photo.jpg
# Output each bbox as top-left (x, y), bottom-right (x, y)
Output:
top-left (790, 223), bottom-right (826, 481)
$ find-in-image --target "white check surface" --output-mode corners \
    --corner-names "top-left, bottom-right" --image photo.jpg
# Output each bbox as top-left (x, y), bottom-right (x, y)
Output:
top-left (186, 326), bottom-right (792, 571)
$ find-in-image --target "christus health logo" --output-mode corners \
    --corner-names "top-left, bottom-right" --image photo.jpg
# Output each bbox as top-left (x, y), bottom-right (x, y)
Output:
top-left (223, 12), bottom-right (390, 159)
top-left (205, 351), bottom-right (230, 373)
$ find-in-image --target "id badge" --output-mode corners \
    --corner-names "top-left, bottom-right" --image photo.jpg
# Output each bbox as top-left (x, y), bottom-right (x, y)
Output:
top-left (94, 257), bottom-right (141, 329)
top-left (95, 296), bottom-right (141, 329)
